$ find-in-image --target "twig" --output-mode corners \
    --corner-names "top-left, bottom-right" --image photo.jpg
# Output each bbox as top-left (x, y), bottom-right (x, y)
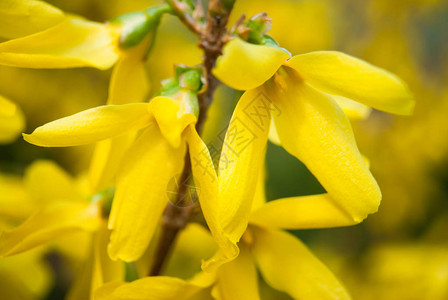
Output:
top-left (149, 1), bottom-right (235, 276)
top-left (166, 0), bottom-right (203, 34)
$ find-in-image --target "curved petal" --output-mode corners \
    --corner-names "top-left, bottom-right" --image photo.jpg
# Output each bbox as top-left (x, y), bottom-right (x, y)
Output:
top-left (0, 0), bottom-right (65, 39)
top-left (0, 18), bottom-right (120, 70)
top-left (251, 158), bottom-right (267, 211)
top-left (285, 51), bottom-right (414, 115)
top-left (107, 38), bottom-right (151, 105)
top-left (88, 133), bottom-right (137, 192)
top-left (94, 276), bottom-right (206, 300)
top-left (212, 244), bottom-right (260, 300)
top-left (267, 118), bottom-right (281, 146)
top-left (213, 38), bottom-right (290, 90)
top-left (332, 95), bottom-right (372, 120)
top-left (0, 202), bottom-right (101, 257)
top-left (0, 95), bottom-right (25, 144)
top-left (250, 194), bottom-right (356, 229)
top-left (218, 88), bottom-right (271, 244)
top-left (89, 39), bottom-right (153, 191)
top-left (23, 103), bottom-right (151, 147)
top-left (149, 96), bottom-right (197, 148)
top-left (66, 224), bottom-right (125, 300)
top-left (272, 75), bottom-right (381, 223)
top-left (185, 125), bottom-right (238, 271)
top-left (252, 227), bottom-right (351, 300)
top-left (108, 124), bottom-right (186, 262)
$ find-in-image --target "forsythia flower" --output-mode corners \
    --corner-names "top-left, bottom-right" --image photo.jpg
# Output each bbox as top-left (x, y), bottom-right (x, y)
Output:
top-left (22, 70), bottom-right (220, 263)
top-left (193, 37), bottom-right (415, 267)
top-left (0, 0), bottom-right (168, 190)
top-left (0, 160), bottom-right (123, 298)
top-left (213, 168), bottom-right (351, 300)
top-left (94, 223), bottom-right (217, 299)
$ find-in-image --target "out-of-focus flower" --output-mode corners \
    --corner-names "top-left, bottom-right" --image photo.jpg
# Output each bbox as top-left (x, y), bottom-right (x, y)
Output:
top-left (0, 94), bottom-right (25, 144)
top-left (0, 161), bottom-right (101, 257)
top-left (0, 160), bottom-right (123, 298)
top-left (345, 243), bottom-right (448, 300)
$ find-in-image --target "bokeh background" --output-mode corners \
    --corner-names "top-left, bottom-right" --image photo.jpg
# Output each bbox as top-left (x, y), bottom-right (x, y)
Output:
top-left (1, 0), bottom-right (448, 299)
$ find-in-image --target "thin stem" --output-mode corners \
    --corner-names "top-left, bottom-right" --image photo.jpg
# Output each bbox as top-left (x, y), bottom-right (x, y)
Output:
top-left (165, 0), bottom-right (203, 34)
top-left (149, 152), bottom-right (195, 276)
top-left (149, 0), bottom-right (235, 276)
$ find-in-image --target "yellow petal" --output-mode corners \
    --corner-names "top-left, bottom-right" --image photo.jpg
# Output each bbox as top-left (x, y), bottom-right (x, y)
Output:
top-left (0, 95), bottom-right (25, 144)
top-left (88, 133), bottom-right (137, 192)
top-left (332, 95), bottom-right (372, 120)
top-left (285, 51), bottom-right (414, 115)
top-left (267, 117), bottom-right (281, 146)
top-left (24, 160), bottom-right (81, 204)
top-left (107, 37), bottom-right (151, 105)
top-left (108, 124), bottom-right (186, 262)
top-left (213, 38), bottom-right (290, 90)
top-left (251, 153), bottom-right (267, 211)
top-left (0, 0), bottom-right (65, 39)
top-left (0, 17), bottom-right (120, 70)
top-left (218, 88), bottom-right (271, 244)
top-left (212, 244), bottom-right (260, 300)
top-left (272, 75), bottom-right (381, 223)
top-left (250, 194), bottom-right (356, 229)
top-left (149, 96), bottom-right (197, 148)
top-left (23, 103), bottom-right (151, 147)
top-left (94, 276), bottom-right (205, 300)
top-left (185, 125), bottom-right (238, 271)
top-left (0, 201), bottom-right (101, 257)
top-left (252, 227), bottom-right (351, 300)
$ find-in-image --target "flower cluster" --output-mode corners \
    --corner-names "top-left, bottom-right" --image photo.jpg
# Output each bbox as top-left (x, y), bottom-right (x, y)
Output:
top-left (0, 0), bottom-right (414, 299)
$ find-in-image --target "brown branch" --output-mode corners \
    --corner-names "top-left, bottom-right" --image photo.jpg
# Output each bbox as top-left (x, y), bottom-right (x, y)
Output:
top-left (149, 0), bottom-right (235, 276)
top-left (166, 0), bottom-right (203, 34)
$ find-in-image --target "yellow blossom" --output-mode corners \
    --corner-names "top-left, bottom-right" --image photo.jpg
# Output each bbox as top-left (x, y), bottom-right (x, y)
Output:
top-left (0, 160), bottom-right (124, 298)
top-left (22, 83), bottom-right (227, 263)
top-left (191, 37), bottom-right (414, 269)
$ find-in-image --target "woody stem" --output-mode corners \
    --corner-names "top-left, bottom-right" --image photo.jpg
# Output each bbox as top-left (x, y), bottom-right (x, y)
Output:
top-left (149, 0), bottom-right (235, 276)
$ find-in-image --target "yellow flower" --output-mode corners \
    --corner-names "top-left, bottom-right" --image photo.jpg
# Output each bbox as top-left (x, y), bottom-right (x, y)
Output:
top-left (0, 94), bottom-right (25, 144)
top-left (188, 149), bottom-right (352, 299)
top-left (0, 1), bottom-right (120, 70)
top-left (0, 161), bottom-right (102, 257)
top-left (189, 37), bottom-right (414, 269)
top-left (0, 0), bottom-right (173, 191)
top-left (22, 80), bottom-right (211, 263)
top-left (0, 160), bottom-right (124, 298)
top-left (94, 223), bottom-right (217, 300)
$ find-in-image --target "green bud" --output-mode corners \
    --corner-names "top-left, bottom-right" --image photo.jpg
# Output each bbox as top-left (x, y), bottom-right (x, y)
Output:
top-left (112, 5), bottom-right (171, 49)
top-left (181, 90), bottom-right (200, 118)
top-left (180, 69), bottom-right (202, 92)
top-left (246, 12), bottom-right (272, 45)
top-left (158, 78), bottom-right (181, 97)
